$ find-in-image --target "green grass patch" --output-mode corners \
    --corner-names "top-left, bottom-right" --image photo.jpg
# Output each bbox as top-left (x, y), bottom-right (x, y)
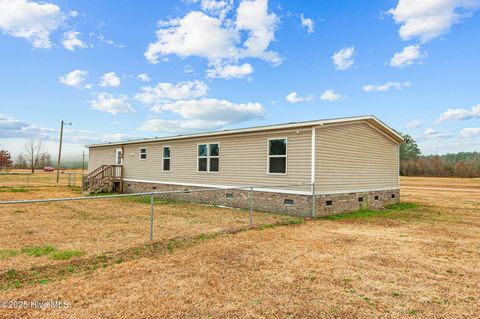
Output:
top-left (21, 245), bottom-right (56, 257)
top-left (122, 195), bottom-right (183, 205)
top-left (5, 269), bottom-right (17, 279)
top-left (0, 249), bottom-right (19, 259)
top-left (0, 186), bottom-right (28, 193)
top-left (320, 203), bottom-right (418, 221)
top-left (49, 250), bottom-right (85, 260)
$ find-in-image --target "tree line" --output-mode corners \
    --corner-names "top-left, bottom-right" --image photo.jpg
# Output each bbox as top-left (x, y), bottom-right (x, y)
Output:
top-left (0, 139), bottom-right (53, 173)
top-left (399, 133), bottom-right (480, 178)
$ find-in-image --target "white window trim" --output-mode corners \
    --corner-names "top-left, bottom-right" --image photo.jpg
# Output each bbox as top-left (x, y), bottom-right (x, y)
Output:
top-left (139, 147), bottom-right (147, 161)
top-left (209, 142), bottom-right (220, 173)
top-left (162, 146), bottom-right (171, 172)
top-left (197, 142), bottom-right (220, 173)
top-left (115, 148), bottom-right (123, 166)
top-left (267, 137), bottom-right (288, 175)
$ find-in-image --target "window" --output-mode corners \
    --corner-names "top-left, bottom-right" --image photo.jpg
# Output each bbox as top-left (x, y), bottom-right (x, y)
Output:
top-left (326, 200), bottom-right (333, 207)
top-left (226, 193), bottom-right (234, 199)
top-left (115, 148), bottom-right (123, 165)
top-left (374, 195), bottom-right (379, 201)
top-left (268, 138), bottom-right (287, 174)
top-left (209, 143), bottom-right (219, 172)
top-left (198, 143), bottom-right (220, 172)
top-left (140, 148), bottom-right (147, 160)
top-left (163, 146), bottom-right (171, 171)
top-left (358, 197), bottom-right (363, 203)
top-left (391, 194), bottom-right (396, 199)
top-left (284, 199), bottom-right (294, 205)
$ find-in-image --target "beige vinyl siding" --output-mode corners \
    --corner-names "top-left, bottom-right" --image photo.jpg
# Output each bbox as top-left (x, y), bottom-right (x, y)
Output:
top-left (315, 122), bottom-right (399, 192)
top-left (88, 146), bottom-right (117, 172)
top-left (90, 127), bottom-right (312, 191)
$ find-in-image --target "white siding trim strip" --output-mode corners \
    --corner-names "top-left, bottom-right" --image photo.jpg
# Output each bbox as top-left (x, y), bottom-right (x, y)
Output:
top-left (311, 125), bottom-right (316, 184)
top-left (123, 178), bottom-right (312, 195)
top-left (123, 179), bottom-right (399, 196)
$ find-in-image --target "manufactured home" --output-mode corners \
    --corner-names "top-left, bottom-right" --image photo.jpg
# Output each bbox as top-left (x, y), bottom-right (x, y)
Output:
top-left (84, 115), bottom-right (404, 216)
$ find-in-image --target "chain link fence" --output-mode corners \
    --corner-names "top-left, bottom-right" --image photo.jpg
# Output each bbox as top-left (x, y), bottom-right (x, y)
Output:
top-left (0, 184), bottom-right (307, 289)
top-left (0, 171), bottom-right (83, 189)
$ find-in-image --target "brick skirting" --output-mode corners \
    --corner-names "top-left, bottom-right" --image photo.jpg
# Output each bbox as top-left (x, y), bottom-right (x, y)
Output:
top-left (123, 180), bottom-right (400, 217)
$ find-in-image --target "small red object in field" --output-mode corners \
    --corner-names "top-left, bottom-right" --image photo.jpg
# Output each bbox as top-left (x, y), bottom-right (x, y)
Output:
top-left (43, 166), bottom-right (54, 172)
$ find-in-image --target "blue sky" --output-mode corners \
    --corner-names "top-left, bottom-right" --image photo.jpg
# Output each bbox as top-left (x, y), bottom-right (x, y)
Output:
top-left (0, 0), bottom-right (479, 159)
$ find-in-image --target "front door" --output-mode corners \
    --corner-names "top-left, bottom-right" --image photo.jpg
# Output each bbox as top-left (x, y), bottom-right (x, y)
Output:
top-left (115, 148), bottom-right (123, 165)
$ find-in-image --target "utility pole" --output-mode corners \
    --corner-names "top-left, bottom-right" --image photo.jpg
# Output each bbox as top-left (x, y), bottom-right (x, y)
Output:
top-left (56, 120), bottom-right (72, 183)
top-left (81, 151), bottom-right (85, 172)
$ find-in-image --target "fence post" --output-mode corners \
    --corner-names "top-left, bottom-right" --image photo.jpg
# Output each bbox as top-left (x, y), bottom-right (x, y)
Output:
top-left (249, 187), bottom-right (253, 227)
top-left (26, 175), bottom-right (30, 189)
top-left (150, 193), bottom-right (154, 241)
top-left (311, 183), bottom-right (316, 218)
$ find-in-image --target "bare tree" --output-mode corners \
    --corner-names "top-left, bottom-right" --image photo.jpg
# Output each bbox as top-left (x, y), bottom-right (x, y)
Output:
top-left (15, 155), bottom-right (27, 169)
top-left (22, 139), bottom-right (45, 173)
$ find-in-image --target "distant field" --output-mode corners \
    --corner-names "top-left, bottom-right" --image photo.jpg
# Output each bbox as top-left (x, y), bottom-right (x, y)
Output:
top-left (0, 174), bottom-right (479, 318)
top-left (401, 176), bottom-right (480, 190)
top-left (0, 169), bottom-right (83, 188)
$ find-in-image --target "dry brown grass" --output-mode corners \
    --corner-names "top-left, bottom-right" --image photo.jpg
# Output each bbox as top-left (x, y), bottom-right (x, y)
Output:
top-left (401, 176), bottom-right (480, 190)
top-left (1, 176), bottom-right (479, 318)
top-left (0, 169), bottom-right (82, 189)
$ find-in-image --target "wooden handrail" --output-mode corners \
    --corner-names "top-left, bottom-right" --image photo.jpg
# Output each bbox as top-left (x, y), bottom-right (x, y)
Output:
top-left (83, 164), bottom-right (123, 193)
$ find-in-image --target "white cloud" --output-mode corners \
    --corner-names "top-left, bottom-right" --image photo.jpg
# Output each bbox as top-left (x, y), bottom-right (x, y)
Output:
top-left (97, 34), bottom-right (124, 48)
top-left (285, 91), bottom-right (313, 103)
top-left (0, 0), bottom-right (64, 48)
top-left (150, 98), bottom-right (265, 122)
top-left (320, 89), bottom-right (343, 102)
top-left (144, 0), bottom-right (281, 74)
top-left (405, 119), bottom-right (422, 129)
top-left (141, 98), bottom-right (265, 133)
top-left (206, 63), bottom-right (253, 79)
top-left (184, 64), bottom-right (194, 74)
top-left (0, 113), bottom-right (55, 138)
top-left (62, 31), bottom-right (86, 51)
top-left (389, 45), bottom-right (426, 68)
top-left (286, 92), bottom-right (302, 103)
top-left (135, 79), bottom-right (264, 133)
top-left (388, 0), bottom-right (480, 42)
top-left (235, 0), bottom-right (280, 63)
top-left (99, 72), bottom-right (121, 87)
top-left (69, 10), bottom-right (78, 18)
top-left (58, 69), bottom-right (88, 88)
top-left (140, 118), bottom-right (227, 133)
top-left (144, 11), bottom-right (238, 64)
top-left (422, 127), bottom-right (453, 139)
top-left (137, 73), bottom-right (150, 82)
top-left (89, 93), bottom-right (134, 115)
top-left (300, 13), bottom-right (314, 33)
top-left (424, 128), bottom-right (437, 136)
top-left (363, 81), bottom-right (411, 92)
top-left (332, 47), bottom-right (355, 70)
top-left (435, 104), bottom-right (480, 123)
top-left (459, 127), bottom-right (480, 138)
top-left (135, 80), bottom-right (208, 105)
top-left (0, 114), bottom-right (139, 152)
top-left (200, 0), bottom-right (233, 19)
